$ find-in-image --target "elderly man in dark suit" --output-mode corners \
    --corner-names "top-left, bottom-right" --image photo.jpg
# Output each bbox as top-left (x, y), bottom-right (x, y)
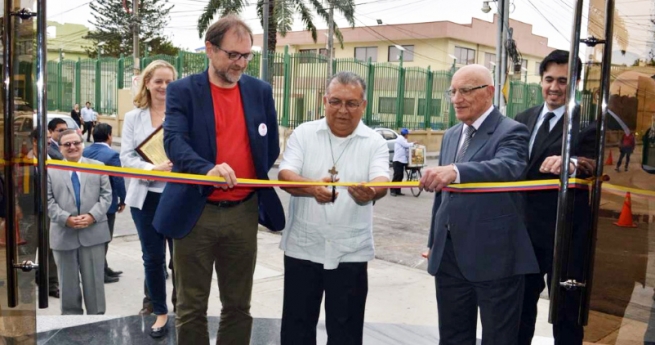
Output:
top-left (47, 129), bottom-right (112, 315)
top-left (83, 123), bottom-right (126, 284)
top-left (421, 64), bottom-right (538, 344)
top-left (153, 15), bottom-right (284, 344)
top-left (516, 49), bottom-right (596, 345)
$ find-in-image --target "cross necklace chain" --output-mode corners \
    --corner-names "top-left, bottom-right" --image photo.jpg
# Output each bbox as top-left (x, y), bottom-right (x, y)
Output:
top-left (327, 133), bottom-right (354, 202)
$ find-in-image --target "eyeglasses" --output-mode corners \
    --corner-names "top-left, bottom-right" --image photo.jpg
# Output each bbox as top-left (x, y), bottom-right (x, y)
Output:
top-left (55, 128), bottom-right (67, 133)
top-left (445, 85), bottom-right (488, 97)
top-left (214, 46), bottom-right (254, 61)
top-left (61, 141), bottom-right (82, 148)
top-left (327, 99), bottom-right (363, 111)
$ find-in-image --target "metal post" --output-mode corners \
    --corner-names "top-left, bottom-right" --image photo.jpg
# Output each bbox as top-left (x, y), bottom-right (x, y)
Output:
top-left (580, 0), bottom-right (615, 326)
top-left (36, 0), bottom-right (49, 309)
top-left (493, 4), bottom-right (503, 106)
top-left (262, 0), bottom-right (269, 82)
top-left (499, 0), bottom-right (509, 114)
top-left (3, 0), bottom-right (18, 309)
top-left (425, 67), bottom-right (434, 129)
top-left (58, 49), bottom-right (63, 111)
top-left (133, 0), bottom-right (140, 75)
top-left (549, 0), bottom-right (585, 325)
top-left (282, 46), bottom-right (291, 127)
top-left (326, 0), bottom-right (334, 79)
top-left (365, 57), bottom-right (375, 125)
top-left (395, 50), bottom-right (405, 129)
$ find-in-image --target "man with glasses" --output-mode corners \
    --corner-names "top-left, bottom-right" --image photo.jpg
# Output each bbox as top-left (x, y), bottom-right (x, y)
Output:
top-left (47, 118), bottom-right (67, 160)
top-left (277, 71), bottom-right (389, 344)
top-left (421, 64), bottom-right (538, 344)
top-left (153, 15), bottom-right (283, 344)
top-left (516, 49), bottom-right (596, 345)
top-left (47, 129), bottom-right (112, 315)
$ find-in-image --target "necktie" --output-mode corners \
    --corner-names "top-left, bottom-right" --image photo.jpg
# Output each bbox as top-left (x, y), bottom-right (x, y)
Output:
top-left (531, 112), bottom-right (556, 157)
top-left (455, 125), bottom-right (476, 163)
top-left (71, 172), bottom-right (81, 215)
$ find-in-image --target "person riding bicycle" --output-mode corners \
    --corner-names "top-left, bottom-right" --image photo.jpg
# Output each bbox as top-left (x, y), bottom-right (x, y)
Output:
top-left (391, 128), bottom-right (413, 196)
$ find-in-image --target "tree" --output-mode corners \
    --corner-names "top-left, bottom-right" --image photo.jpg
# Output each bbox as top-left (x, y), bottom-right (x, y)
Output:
top-left (84, 0), bottom-right (180, 58)
top-left (196, 0), bottom-right (355, 53)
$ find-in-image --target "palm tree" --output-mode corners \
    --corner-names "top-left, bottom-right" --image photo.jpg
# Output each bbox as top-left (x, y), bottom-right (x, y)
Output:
top-left (197, 0), bottom-right (356, 53)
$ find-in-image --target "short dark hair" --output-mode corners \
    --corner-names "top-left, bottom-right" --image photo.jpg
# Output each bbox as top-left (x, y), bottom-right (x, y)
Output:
top-left (47, 118), bottom-right (67, 132)
top-left (92, 123), bottom-right (112, 143)
top-left (204, 14), bottom-right (253, 48)
top-left (539, 49), bottom-right (582, 80)
top-left (85, 102), bottom-right (91, 105)
top-left (30, 127), bottom-right (41, 141)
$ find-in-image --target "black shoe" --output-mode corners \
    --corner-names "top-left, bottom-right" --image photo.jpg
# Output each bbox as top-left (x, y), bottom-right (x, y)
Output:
top-left (105, 268), bottom-right (123, 277)
top-left (150, 325), bottom-right (168, 338)
top-left (104, 275), bottom-right (119, 283)
top-left (48, 289), bottom-right (60, 298)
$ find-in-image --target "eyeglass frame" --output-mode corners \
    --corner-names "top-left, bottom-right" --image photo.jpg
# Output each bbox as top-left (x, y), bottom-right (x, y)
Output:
top-left (213, 45), bottom-right (254, 62)
top-left (326, 98), bottom-right (364, 111)
top-left (61, 141), bottom-right (82, 148)
top-left (445, 84), bottom-right (489, 98)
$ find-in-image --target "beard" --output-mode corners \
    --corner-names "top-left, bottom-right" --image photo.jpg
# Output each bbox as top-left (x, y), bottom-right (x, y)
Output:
top-left (214, 65), bottom-right (244, 84)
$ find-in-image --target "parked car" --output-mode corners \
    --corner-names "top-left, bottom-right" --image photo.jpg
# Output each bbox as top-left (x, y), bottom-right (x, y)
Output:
top-left (14, 113), bottom-right (82, 153)
top-left (373, 127), bottom-right (399, 163)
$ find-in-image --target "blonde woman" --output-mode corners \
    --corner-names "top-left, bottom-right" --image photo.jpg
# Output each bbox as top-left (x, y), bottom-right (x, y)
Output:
top-left (120, 60), bottom-right (176, 338)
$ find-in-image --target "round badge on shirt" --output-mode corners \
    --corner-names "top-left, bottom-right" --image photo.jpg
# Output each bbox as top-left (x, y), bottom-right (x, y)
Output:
top-left (259, 123), bottom-right (267, 137)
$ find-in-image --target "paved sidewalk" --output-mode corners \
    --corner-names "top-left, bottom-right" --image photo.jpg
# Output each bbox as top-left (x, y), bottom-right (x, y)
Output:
top-left (36, 210), bottom-right (555, 342)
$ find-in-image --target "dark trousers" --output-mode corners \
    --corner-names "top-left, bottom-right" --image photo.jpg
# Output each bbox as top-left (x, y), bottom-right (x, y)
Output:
top-left (436, 237), bottom-right (524, 345)
top-left (174, 195), bottom-right (259, 345)
top-left (82, 121), bottom-right (94, 141)
top-left (391, 161), bottom-right (406, 194)
top-left (281, 256), bottom-right (368, 345)
top-left (48, 247), bottom-right (59, 292)
top-left (617, 151), bottom-right (631, 170)
top-left (131, 192), bottom-right (170, 316)
top-left (518, 272), bottom-right (583, 345)
top-left (104, 213), bottom-right (115, 274)
top-left (143, 239), bottom-right (175, 313)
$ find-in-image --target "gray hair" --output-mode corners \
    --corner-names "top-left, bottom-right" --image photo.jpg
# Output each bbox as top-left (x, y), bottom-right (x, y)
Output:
top-left (326, 71), bottom-right (367, 100)
top-left (58, 129), bottom-right (83, 145)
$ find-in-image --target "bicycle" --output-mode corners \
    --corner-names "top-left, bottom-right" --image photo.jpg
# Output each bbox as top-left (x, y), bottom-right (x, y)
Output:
top-left (405, 166), bottom-right (423, 197)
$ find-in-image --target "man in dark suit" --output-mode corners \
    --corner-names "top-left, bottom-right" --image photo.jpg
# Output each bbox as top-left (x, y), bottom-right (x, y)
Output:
top-left (83, 123), bottom-right (126, 284)
top-left (47, 118), bottom-right (67, 160)
top-left (516, 49), bottom-right (596, 345)
top-left (421, 64), bottom-right (538, 344)
top-left (153, 15), bottom-right (284, 344)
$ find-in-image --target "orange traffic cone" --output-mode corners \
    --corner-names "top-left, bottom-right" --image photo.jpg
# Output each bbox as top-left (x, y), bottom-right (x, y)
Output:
top-left (605, 150), bottom-right (614, 165)
top-left (614, 192), bottom-right (637, 228)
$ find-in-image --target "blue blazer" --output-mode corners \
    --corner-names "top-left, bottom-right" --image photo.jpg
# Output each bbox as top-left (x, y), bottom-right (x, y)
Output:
top-left (426, 109), bottom-right (539, 281)
top-left (153, 72), bottom-right (285, 239)
top-left (83, 143), bottom-right (126, 214)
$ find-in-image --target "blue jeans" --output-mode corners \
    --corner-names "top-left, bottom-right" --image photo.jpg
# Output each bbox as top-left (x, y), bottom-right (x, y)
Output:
top-left (131, 191), bottom-right (170, 315)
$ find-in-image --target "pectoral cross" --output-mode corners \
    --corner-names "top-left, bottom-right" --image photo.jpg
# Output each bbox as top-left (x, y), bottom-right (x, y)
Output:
top-left (328, 166), bottom-right (338, 180)
top-left (328, 166), bottom-right (338, 203)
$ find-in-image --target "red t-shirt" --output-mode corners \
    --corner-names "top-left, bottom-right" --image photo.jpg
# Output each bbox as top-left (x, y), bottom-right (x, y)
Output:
top-left (207, 83), bottom-right (256, 202)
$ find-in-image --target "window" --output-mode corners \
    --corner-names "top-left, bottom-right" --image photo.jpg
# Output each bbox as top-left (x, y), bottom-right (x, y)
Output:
top-left (378, 97), bottom-right (396, 113)
top-left (388, 45), bottom-right (414, 62)
top-left (484, 52), bottom-right (496, 71)
top-left (354, 47), bottom-right (377, 62)
top-left (454, 46), bottom-right (476, 65)
top-left (378, 97), bottom-right (414, 114)
top-left (418, 98), bottom-right (442, 117)
top-left (380, 129), bottom-right (397, 140)
top-left (272, 62), bottom-right (284, 76)
top-left (535, 61), bottom-right (541, 76)
top-left (299, 49), bottom-right (317, 64)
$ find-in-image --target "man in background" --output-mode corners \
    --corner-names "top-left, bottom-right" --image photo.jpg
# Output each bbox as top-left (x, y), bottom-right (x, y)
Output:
top-left (47, 118), bottom-right (67, 160)
top-left (81, 102), bottom-right (96, 142)
top-left (390, 128), bottom-right (412, 196)
top-left (83, 123), bottom-right (126, 284)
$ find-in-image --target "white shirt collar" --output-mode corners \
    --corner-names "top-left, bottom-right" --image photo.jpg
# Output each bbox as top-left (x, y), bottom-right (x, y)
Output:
top-left (540, 104), bottom-right (566, 121)
top-left (466, 105), bottom-right (495, 131)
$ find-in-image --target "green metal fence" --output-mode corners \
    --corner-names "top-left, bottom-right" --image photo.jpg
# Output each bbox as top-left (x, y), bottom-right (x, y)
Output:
top-left (42, 49), bottom-right (590, 131)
